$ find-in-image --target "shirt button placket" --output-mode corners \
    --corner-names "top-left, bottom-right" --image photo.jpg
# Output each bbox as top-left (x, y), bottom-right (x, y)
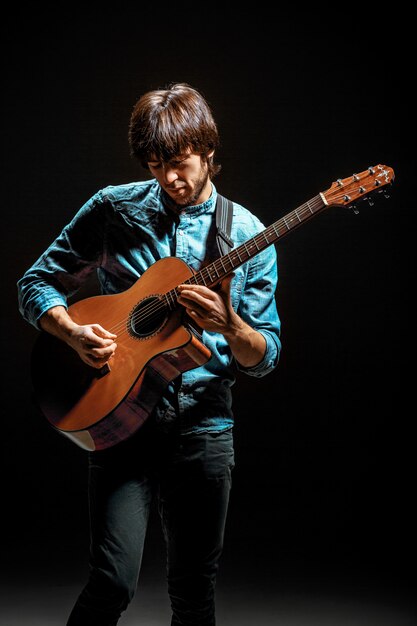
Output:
top-left (176, 225), bottom-right (185, 260)
top-left (177, 215), bottom-right (190, 263)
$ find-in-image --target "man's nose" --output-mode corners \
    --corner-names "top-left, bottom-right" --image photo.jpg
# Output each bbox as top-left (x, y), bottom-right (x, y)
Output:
top-left (163, 165), bottom-right (178, 184)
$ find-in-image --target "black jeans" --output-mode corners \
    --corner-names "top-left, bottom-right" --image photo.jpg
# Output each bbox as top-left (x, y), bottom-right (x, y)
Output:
top-left (66, 420), bottom-right (234, 626)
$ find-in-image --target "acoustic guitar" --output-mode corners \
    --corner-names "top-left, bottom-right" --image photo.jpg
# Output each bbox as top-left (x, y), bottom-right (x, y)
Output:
top-left (30, 165), bottom-right (394, 451)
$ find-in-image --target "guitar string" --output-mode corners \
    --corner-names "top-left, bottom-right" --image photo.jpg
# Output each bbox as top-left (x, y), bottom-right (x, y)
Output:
top-left (123, 166), bottom-right (391, 334)
top-left (104, 181), bottom-right (384, 340)
top-left (98, 182), bottom-right (385, 340)
top-left (100, 188), bottom-right (370, 340)
top-left (101, 195), bottom-right (327, 339)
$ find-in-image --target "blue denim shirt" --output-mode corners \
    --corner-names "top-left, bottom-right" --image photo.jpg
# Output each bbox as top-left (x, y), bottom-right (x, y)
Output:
top-left (17, 180), bottom-right (281, 434)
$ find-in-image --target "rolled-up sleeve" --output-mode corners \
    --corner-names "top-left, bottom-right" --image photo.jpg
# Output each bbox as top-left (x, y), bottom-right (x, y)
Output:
top-left (235, 243), bottom-right (281, 378)
top-left (17, 192), bottom-right (105, 328)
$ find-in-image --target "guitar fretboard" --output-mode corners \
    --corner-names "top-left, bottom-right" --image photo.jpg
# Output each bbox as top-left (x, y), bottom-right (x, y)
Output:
top-left (163, 193), bottom-right (326, 310)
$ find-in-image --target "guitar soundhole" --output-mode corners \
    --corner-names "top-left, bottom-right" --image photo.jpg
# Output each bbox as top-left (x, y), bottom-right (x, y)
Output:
top-left (129, 296), bottom-right (168, 338)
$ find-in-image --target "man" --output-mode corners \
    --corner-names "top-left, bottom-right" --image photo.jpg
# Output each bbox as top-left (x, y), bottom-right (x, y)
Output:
top-left (17, 83), bottom-right (281, 626)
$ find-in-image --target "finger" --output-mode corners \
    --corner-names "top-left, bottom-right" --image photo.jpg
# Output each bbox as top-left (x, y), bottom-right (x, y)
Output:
top-left (88, 344), bottom-right (117, 358)
top-left (80, 339), bottom-right (115, 355)
top-left (186, 308), bottom-right (205, 323)
top-left (83, 346), bottom-right (117, 369)
top-left (91, 324), bottom-right (117, 339)
top-left (82, 329), bottom-right (116, 347)
top-left (180, 300), bottom-right (206, 320)
top-left (85, 355), bottom-right (112, 369)
top-left (177, 284), bottom-right (217, 300)
top-left (177, 290), bottom-right (213, 310)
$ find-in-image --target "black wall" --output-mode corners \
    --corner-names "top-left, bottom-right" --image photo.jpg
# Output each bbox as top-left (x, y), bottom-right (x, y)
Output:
top-left (2, 8), bottom-right (414, 606)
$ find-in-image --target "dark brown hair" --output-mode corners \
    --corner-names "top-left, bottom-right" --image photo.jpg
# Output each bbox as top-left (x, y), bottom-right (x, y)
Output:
top-left (128, 83), bottom-right (221, 178)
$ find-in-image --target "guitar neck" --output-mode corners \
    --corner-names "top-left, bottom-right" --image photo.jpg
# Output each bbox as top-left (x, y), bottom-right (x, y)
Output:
top-left (187, 193), bottom-right (326, 288)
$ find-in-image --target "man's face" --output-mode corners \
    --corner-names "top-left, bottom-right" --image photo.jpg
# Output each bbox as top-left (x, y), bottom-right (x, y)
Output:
top-left (147, 150), bottom-right (213, 207)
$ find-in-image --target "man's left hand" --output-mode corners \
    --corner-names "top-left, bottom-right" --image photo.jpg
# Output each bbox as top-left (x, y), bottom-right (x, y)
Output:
top-left (176, 276), bottom-right (239, 335)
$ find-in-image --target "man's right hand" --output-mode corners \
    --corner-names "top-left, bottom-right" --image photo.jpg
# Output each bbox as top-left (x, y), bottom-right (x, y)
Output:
top-left (39, 306), bottom-right (117, 369)
top-left (67, 324), bottom-right (117, 368)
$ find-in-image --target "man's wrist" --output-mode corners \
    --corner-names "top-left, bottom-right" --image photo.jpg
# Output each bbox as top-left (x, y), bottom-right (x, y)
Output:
top-left (222, 312), bottom-right (246, 341)
top-left (40, 306), bottom-right (78, 340)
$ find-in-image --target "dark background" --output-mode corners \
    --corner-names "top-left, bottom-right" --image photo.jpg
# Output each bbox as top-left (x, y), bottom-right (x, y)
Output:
top-left (2, 9), bottom-right (415, 624)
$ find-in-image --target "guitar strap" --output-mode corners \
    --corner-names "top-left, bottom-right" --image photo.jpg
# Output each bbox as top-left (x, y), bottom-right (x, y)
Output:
top-left (215, 193), bottom-right (234, 256)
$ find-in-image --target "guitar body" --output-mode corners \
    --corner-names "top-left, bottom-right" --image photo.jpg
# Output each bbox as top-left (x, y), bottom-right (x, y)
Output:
top-left (31, 257), bottom-right (211, 451)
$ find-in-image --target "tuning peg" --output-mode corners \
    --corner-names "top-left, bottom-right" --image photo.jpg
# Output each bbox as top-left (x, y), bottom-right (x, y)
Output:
top-left (351, 205), bottom-right (359, 214)
top-left (383, 192), bottom-right (390, 199)
top-left (368, 197), bottom-right (374, 207)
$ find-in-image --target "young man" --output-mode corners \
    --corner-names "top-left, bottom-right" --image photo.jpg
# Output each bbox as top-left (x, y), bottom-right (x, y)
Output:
top-left (17, 83), bottom-right (281, 626)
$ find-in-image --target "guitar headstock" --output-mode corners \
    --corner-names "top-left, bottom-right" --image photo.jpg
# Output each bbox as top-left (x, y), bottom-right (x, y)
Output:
top-left (322, 165), bottom-right (395, 208)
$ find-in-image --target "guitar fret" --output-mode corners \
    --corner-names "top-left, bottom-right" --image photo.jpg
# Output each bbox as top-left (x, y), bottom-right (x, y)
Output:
top-left (213, 264), bottom-right (221, 278)
top-left (188, 193), bottom-right (328, 291)
top-left (218, 257), bottom-right (227, 273)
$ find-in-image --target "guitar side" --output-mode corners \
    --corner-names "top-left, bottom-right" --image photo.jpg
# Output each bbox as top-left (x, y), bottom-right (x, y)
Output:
top-left (30, 257), bottom-right (211, 451)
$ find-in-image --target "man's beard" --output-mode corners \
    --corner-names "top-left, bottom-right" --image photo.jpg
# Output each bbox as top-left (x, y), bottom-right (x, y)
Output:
top-left (174, 167), bottom-right (210, 207)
